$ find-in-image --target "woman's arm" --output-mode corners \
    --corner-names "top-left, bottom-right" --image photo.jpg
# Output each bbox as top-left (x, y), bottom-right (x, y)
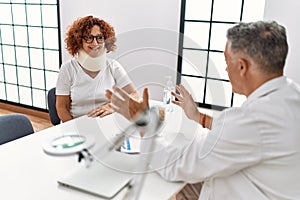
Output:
top-left (87, 84), bottom-right (139, 118)
top-left (122, 83), bottom-right (139, 100)
top-left (56, 95), bottom-right (73, 122)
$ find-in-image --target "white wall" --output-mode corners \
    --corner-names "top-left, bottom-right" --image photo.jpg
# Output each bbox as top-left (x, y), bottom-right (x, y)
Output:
top-left (59, 0), bottom-right (181, 100)
top-left (264, 0), bottom-right (300, 84)
top-left (59, 0), bottom-right (300, 100)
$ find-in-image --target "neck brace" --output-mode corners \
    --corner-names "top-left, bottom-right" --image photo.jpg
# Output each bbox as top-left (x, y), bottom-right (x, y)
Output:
top-left (77, 49), bottom-right (107, 72)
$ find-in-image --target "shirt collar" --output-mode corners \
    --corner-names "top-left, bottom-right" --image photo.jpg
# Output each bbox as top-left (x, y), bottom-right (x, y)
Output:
top-left (243, 76), bottom-right (287, 106)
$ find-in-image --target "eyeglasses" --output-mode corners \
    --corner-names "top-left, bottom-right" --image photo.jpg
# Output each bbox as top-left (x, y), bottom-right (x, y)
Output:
top-left (83, 35), bottom-right (104, 44)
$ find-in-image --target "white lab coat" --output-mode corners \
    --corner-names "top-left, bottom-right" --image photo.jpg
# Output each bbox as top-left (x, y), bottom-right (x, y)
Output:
top-left (141, 76), bottom-right (300, 200)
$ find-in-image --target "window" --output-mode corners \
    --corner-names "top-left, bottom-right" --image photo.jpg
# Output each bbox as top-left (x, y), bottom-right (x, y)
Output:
top-left (177, 0), bottom-right (265, 110)
top-left (0, 0), bottom-right (61, 110)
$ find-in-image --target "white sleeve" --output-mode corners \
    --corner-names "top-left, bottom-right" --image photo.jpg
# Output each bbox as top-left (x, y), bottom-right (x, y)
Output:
top-left (56, 62), bottom-right (73, 95)
top-left (109, 59), bottom-right (132, 88)
top-left (140, 108), bottom-right (262, 183)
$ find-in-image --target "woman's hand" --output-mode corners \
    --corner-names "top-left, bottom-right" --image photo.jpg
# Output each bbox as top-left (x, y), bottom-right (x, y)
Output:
top-left (87, 102), bottom-right (114, 118)
top-left (171, 84), bottom-right (200, 123)
top-left (105, 86), bottom-right (149, 121)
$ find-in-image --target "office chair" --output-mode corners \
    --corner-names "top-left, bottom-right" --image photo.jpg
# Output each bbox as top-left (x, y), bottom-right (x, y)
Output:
top-left (47, 87), bottom-right (61, 125)
top-left (0, 114), bottom-right (34, 145)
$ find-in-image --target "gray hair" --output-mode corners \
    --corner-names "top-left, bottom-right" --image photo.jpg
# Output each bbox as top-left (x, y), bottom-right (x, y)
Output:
top-left (226, 21), bottom-right (288, 74)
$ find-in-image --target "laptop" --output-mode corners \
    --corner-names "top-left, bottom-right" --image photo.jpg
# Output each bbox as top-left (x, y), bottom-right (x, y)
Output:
top-left (58, 151), bottom-right (139, 199)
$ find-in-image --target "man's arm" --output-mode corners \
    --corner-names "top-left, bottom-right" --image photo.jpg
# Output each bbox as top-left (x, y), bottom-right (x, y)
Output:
top-left (172, 84), bottom-right (213, 129)
top-left (105, 86), bottom-right (149, 121)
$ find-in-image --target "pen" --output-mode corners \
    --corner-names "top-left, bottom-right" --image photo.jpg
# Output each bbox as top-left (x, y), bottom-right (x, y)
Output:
top-left (126, 138), bottom-right (131, 150)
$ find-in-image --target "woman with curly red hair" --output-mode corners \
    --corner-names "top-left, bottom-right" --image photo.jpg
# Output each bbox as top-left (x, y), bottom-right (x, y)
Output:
top-left (56, 16), bottom-right (138, 122)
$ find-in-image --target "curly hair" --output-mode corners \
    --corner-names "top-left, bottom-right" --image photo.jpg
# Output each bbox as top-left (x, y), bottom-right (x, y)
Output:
top-left (65, 16), bottom-right (116, 56)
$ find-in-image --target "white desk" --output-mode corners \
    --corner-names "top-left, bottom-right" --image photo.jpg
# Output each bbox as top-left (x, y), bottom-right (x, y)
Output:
top-left (0, 102), bottom-right (204, 200)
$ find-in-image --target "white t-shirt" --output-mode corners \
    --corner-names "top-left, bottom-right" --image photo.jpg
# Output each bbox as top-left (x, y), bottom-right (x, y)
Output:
top-left (56, 58), bottom-right (132, 118)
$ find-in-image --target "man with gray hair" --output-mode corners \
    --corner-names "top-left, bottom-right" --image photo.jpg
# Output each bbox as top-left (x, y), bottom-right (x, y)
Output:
top-left (106, 21), bottom-right (300, 199)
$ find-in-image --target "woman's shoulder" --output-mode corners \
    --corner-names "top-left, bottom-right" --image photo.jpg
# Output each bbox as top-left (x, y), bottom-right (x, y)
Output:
top-left (61, 58), bottom-right (79, 67)
top-left (106, 58), bottom-right (125, 74)
top-left (61, 58), bottom-right (80, 72)
top-left (106, 58), bottom-right (122, 68)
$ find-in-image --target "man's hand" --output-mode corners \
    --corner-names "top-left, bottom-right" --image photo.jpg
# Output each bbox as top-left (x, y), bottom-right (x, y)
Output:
top-left (87, 102), bottom-right (114, 118)
top-left (172, 84), bottom-right (199, 122)
top-left (105, 86), bottom-right (150, 121)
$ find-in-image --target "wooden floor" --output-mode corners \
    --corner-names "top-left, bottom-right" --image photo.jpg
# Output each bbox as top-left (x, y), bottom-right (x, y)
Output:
top-left (0, 102), bottom-right (53, 132)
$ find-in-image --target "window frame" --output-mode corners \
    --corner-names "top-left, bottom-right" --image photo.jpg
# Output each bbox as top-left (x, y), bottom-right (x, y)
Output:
top-left (0, 0), bottom-right (62, 111)
top-left (176, 0), bottom-right (247, 110)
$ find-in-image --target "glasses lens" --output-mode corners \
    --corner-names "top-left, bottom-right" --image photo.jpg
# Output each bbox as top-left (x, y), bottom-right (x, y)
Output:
top-left (95, 36), bottom-right (104, 43)
top-left (84, 36), bottom-right (93, 43)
